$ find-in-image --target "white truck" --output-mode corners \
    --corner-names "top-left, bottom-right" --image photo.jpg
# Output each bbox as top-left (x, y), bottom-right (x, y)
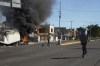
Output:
top-left (0, 29), bottom-right (21, 46)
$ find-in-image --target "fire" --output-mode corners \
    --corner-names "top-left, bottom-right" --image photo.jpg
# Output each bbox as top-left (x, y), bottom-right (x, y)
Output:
top-left (22, 35), bottom-right (29, 45)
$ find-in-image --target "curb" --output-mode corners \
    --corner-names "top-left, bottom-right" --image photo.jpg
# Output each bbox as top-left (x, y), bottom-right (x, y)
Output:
top-left (29, 40), bottom-right (96, 46)
top-left (61, 39), bottom-right (97, 46)
top-left (61, 41), bottom-right (80, 46)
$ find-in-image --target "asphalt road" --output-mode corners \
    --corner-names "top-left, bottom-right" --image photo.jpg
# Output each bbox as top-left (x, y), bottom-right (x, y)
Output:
top-left (0, 40), bottom-right (100, 66)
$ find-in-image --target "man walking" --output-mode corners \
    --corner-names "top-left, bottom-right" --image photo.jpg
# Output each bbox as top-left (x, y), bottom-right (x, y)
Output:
top-left (79, 30), bottom-right (88, 58)
top-left (47, 33), bottom-right (51, 46)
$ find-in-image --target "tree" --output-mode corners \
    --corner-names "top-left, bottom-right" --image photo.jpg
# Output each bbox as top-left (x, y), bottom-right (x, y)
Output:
top-left (77, 27), bottom-right (86, 31)
top-left (87, 24), bottom-right (100, 38)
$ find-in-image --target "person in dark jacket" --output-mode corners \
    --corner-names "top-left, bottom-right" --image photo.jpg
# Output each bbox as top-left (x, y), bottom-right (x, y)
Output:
top-left (79, 30), bottom-right (88, 58)
top-left (47, 33), bottom-right (51, 46)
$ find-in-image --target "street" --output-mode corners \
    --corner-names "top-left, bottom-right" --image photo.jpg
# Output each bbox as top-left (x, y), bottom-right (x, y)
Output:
top-left (0, 40), bottom-right (100, 66)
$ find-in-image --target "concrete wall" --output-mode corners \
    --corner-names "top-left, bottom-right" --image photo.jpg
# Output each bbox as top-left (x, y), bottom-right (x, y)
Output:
top-left (49, 25), bottom-right (54, 34)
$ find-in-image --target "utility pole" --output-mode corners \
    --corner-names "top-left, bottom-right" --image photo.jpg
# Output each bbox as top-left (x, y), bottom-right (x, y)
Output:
top-left (59, 0), bottom-right (61, 31)
top-left (90, 25), bottom-right (92, 40)
top-left (10, 0), bottom-right (12, 7)
top-left (70, 21), bottom-right (72, 30)
top-left (70, 21), bottom-right (73, 40)
top-left (58, 0), bottom-right (61, 45)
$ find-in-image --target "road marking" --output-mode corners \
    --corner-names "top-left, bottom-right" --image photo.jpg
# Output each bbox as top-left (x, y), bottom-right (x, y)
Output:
top-left (61, 41), bottom-right (80, 46)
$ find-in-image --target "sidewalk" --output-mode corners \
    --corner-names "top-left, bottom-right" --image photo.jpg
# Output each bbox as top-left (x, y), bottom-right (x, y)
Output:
top-left (29, 40), bottom-right (80, 46)
top-left (61, 39), bottom-right (97, 46)
top-left (29, 39), bottom-right (97, 46)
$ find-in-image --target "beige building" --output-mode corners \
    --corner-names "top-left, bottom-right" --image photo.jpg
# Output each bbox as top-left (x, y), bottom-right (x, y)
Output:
top-left (38, 24), bottom-right (55, 42)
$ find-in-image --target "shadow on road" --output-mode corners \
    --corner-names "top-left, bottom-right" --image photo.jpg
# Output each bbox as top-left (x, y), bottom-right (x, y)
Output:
top-left (51, 56), bottom-right (82, 59)
top-left (71, 48), bottom-right (100, 49)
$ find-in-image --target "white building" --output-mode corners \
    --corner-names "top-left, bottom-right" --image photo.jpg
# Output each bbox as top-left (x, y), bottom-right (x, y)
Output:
top-left (38, 24), bottom-right (55, 42)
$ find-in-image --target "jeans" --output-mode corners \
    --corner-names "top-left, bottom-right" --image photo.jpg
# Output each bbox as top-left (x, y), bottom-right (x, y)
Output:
top-left (82, 44), bottom-right (87, 55)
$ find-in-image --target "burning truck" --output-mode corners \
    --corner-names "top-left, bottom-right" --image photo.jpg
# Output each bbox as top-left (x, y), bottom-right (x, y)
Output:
top-left (0, 29), bottom-right (21, 46)
top-left (0, 25), bottom-right (29, 46)
top-left (0, 0), bottom-right (54, 45)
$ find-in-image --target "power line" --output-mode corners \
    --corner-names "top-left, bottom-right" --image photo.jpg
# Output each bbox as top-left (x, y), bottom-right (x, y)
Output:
top-left (63, 20), bottom-right (98, 23)
top-left (52, 8), bottom-right (100, 13)
top-left (62, 9), bottom-right (100, 12)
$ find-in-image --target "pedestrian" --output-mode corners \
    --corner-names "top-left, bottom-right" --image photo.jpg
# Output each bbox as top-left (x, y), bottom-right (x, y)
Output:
top-left (79, 30), bottom-right (88, 58)
top-left (47, 33), bottom-right (51, 46)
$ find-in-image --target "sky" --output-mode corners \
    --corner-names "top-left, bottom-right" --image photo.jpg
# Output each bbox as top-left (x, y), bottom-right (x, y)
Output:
top-left (0, 13), bottom-right (6, 23)
top-left (0, 0), bottom-right (100, 29)
top-left (46, 0), bottom-right (100, 29)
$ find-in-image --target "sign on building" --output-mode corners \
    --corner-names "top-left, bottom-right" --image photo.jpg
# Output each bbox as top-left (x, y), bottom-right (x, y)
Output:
top-left (0, 0), bottom-right (21, 8)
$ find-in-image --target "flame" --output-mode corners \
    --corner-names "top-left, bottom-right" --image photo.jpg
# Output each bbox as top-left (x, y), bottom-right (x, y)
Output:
top-left (23, 35), bottom-right (28, 44)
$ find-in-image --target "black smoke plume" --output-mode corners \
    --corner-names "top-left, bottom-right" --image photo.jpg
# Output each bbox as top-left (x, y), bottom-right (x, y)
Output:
top-left (0, 0), bottom-right (54, 36)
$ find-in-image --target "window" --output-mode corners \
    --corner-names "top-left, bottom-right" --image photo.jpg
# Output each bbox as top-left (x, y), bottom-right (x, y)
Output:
top-left (51, 28), bottom-right (53, 32)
